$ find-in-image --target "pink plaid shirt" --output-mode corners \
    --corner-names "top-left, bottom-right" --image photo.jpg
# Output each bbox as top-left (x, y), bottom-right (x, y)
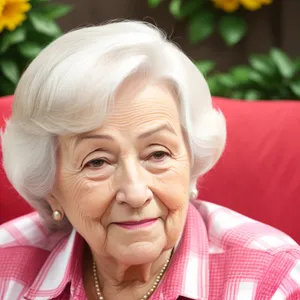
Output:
top-left (1, 201), bottom-right (300, 300)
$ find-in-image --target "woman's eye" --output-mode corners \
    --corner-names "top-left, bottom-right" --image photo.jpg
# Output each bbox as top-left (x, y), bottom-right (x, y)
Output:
top-left (149, 151), bottom-right (169, 161)
top-left (84, 158), bottom-right (106, 168)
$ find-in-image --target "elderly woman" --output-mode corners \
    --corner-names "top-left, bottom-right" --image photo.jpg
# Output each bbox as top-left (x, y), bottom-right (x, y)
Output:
top-left (1, 21), bottom-right (300, 300)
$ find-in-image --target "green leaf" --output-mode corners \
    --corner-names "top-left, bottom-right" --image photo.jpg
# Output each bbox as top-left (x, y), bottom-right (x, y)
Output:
top-left (18, 42), bottom-right (42, 59)
top-left (0, 27), bottom-right (26, 53)
top-left (270, 48), bottom-right (294, 79)
top-left (39, 3), bottom-right (72, 19)
top-left (292, 57), bottom-right (300, 76)
top-left (195, 60), bottom-right (216, 77)
top-left (148, 0), bottom-right (162, 8)
top-left (0, 76), bottom-right (16, 96)
top-left (169, 0), bottom-right (181, 19)
top-left (180, 0), bottom-right (205, 18)
top-left (169, 0), bottom-right (205, 19)
top-left (244, 90), bottom-right (262, 101)
top-left (29, 12), bottom-right (62, 37)
top-left (207, 75), bottom-right (222, 95)
top-left (290, 80), bottom-right (300, 98)
top-left (218, 74), bottom-right (236, 88)
top-left (278, 86), bottom-right (291, 99)
top-left (230, 91), bottom-right (245, 99)
top-left (219, 15), bottom-right (247, 46)
top-left (249, 70), bottom-right (267, 86)
top-left (231, 65), bottom-right (251, 85)
top-left (188, 11), bottom-right (214, 44)
top-left (249, 55), bottom-right (277, 77)
top-left (0, 59), bottom-right (20, 84)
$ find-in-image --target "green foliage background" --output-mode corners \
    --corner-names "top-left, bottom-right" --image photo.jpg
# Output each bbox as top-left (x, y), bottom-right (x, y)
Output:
top-left (0, 0), bottom-right (71, 96)
top-left (1, 0), bottom-right (298, 100)
top-left (148, 0), bottom-right (300, 100)
top-left (197, 49), bottom-right (300, 100)
top-left (148, 0), bottom-right (248, 46)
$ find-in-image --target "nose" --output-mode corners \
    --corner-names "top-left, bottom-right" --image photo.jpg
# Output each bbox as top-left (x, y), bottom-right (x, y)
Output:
top-left (115, 159), bottom-right (152, 208)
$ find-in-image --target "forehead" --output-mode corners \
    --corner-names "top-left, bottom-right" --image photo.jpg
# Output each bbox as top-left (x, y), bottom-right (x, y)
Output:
top-left (60, 78), bottom-right (182, 147)
top-left (101, 77), bottom-right (181, 131)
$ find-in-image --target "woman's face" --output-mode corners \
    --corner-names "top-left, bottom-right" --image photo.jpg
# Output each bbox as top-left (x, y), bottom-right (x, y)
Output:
top-left (50, 78), bottom-right (191, 265)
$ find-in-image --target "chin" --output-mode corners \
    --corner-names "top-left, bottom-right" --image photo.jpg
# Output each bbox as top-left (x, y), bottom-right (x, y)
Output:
top-left (108, 240), bottom-right (166, 265)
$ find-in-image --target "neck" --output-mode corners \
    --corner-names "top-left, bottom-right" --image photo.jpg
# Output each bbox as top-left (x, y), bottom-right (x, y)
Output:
top-left (83, 244), bottom-right (172, 300)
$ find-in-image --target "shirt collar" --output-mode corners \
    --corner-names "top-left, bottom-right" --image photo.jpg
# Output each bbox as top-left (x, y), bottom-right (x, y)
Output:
top-left (24, 229), bottom-right (84, 300)
top-left (24, 203), bottom-right (209, 300)
top-left (150, 203), bottom-right (209, 300)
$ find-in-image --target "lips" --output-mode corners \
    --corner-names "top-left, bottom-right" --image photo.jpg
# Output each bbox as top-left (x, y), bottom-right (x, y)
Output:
top-left (114, 218), bottom-right (157, 229)
top-left (117, 219), bottom-right (156, 225)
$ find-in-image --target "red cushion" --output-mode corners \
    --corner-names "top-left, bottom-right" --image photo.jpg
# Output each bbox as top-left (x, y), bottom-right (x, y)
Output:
top-left (199, 97), bottom-right (300, 244)
top-left (0, 95), bottom-right (32, 224)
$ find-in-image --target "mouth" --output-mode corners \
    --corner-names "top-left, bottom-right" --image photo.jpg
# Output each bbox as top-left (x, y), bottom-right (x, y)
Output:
top-left (113, 218), bottom-right (158, 230)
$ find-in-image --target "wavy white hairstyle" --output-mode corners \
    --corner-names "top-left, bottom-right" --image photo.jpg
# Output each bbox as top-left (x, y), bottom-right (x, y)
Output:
top-left (1, 20), bottom-right (226, 229)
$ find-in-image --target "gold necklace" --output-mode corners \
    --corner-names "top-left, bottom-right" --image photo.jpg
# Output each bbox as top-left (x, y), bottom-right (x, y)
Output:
top-left (92, 254), bottom-right (171, 300)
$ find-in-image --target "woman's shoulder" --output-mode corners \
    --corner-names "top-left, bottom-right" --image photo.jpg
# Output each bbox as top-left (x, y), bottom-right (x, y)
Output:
top-left (191, 200), bottom-right (300, 298)
top-left (193, 200), bottom-right (300, 253)
top-left (0, 212), bottom-right (67, 250)
top-left (0, 213), bottom-right (70, 298)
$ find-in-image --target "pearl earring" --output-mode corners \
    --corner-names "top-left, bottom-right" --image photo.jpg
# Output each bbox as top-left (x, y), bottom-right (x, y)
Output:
top-left (190, 189), bottom-right (198, 200)
top-left (52, 210), bottom-right (64, 221)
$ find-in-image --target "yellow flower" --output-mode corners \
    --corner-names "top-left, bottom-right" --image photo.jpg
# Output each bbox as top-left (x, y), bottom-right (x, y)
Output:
top-left (0, 0), bottom-right (31, 33)
top-left (0, 0), bottom-right (5, 11)
top-left (258, 0), bottom-right (273, 4)
top-left (212, 0), bottom-right (240, 13)
top-left (240, 0), bottom-right (262, 11)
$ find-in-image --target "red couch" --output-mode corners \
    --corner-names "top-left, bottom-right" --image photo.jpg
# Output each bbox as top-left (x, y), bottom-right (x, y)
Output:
top-left (1, 95), bottom-right (300, 243)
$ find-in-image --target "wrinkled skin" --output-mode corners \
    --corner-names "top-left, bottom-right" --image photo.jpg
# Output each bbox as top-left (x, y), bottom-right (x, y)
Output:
top-left (47, 77), bottom-right (191, 299)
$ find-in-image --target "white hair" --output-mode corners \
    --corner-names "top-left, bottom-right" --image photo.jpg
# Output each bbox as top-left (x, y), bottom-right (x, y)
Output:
top-left (1, 20), bottom-right (226, 229)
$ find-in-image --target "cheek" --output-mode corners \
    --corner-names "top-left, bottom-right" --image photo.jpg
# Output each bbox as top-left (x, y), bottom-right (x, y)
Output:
top-left (57, 173), bottom-right (114, 221)
top-left (76, 181), bottom-right (113, 219)
top-left (153, 157), bottom-right (190, 210)
top-left (154, 163), bottom-right (190, 248)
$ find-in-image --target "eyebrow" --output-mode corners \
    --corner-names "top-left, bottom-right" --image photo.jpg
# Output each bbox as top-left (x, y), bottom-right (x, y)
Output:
top-left (138, 123), bottom-right (177, 139)
top-left (74, 134), bottom-right (113, 148)
top-left (74, 123), bottom-right (177, 148)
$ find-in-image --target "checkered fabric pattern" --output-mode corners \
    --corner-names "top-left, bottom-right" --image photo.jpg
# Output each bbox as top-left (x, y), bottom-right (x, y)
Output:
top-left (1, 201), bottom-right (300, 300)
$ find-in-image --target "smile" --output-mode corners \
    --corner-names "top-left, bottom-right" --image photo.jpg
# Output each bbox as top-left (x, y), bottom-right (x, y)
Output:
top-left (114, 218), bottom-right (158, 230)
